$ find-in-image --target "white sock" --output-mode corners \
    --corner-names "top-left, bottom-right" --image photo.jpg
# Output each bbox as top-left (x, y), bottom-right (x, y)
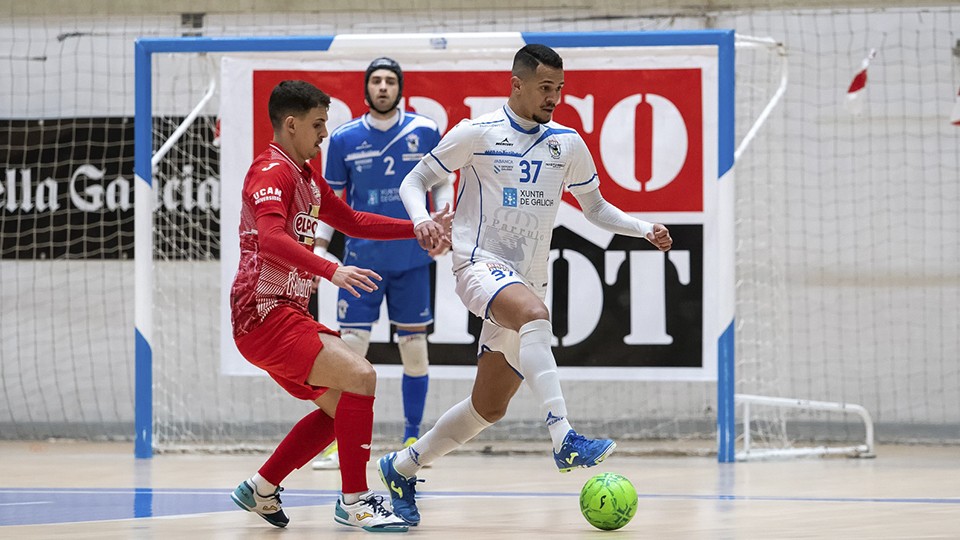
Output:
top-left (394, 397), bottom-right (492, 477)
top-left (341, 490), bottom-right (371, 505)
top-left (518, 319), bottom-right (573, 452)
top-left (251, 473), bottom-right (277, 496)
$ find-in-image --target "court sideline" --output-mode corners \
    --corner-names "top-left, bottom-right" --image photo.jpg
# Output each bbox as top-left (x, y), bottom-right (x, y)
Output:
top-left (1, 441), bottom-right (958, 538)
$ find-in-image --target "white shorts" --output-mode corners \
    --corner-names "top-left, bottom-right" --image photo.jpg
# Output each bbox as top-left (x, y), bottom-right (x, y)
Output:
top-left (478, 320), bottom-right (522, 375)
top-left (455, 260), bottom-right (547, 377)
top-left (454, 260), bottom-right (531, 322)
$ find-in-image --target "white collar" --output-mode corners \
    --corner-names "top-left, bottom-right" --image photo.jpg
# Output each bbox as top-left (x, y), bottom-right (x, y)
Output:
top-left (504, 104), bottom-right (540, 131)
top-left (365, 109), bottom-right (403, 132)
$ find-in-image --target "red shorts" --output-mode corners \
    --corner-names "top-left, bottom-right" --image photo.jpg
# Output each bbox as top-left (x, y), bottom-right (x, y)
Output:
top-left (235, 305), bottom-right (339, 401)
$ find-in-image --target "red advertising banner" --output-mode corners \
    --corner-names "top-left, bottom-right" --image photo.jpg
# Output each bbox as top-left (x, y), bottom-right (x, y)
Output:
top-left (252, 68), bottom-right (702, 213)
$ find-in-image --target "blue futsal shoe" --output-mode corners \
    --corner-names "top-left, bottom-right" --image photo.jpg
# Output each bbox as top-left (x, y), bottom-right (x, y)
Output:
top-left (553, 430), bottom-right (617, 473)
top-left (377, 451), bottom-right (421, 526)
top-left (231, 479), bottom-right (289, 528)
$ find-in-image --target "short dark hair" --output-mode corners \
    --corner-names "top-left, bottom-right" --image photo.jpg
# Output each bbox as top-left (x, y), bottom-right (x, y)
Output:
top-left (268, 80), bottom-right (331, 130)
top-left (512, 44), bottom-right (563, 78)
top-left (364, 57), bottom-right (404, 113)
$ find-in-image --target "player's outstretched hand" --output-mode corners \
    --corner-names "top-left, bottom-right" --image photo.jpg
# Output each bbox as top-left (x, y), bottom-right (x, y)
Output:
top-left (415, 219), bottom-right (445, 251)
top-left (426, 203), bottom-right (454, 257)
top-left (645, 223), bottom-right (673, 252)
top-left (428, 241), bottom-right (450, 258)
top-left (430, 203), bottom-right (454, 236)
top-left (331, 265), bottom-right (382, 298)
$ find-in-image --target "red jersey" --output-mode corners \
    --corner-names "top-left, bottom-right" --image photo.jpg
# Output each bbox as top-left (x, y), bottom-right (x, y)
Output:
top-left (231, 142), bottom-right (415, 338)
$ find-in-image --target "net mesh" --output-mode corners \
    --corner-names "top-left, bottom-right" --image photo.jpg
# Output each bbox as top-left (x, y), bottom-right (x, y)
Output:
top-left (1, 3), bottom-right (958, 453)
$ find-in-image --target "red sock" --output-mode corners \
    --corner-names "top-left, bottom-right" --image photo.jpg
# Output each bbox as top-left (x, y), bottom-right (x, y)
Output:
top-left (336, 391), bottom-right (375, 494)
top-left (258, 408), bottom-right (335, 486)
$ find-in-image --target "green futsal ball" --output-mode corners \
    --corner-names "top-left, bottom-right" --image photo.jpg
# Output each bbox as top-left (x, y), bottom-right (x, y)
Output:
top-left (579, 472), bottom-right (638, 531)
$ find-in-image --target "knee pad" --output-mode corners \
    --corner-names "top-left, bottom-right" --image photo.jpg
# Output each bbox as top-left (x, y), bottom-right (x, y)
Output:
top-left (398, 332), bottom-right (429, 377)
top-left (340, 327), bottom-right (371, 357)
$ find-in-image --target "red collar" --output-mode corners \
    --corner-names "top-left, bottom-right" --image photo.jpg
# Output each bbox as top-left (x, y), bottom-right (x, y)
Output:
top-left (268, 142), bottom-right (311, 177)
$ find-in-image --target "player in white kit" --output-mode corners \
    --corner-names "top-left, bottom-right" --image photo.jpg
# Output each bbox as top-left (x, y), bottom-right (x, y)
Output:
top-left (378, 44), bottom-right (673, 526)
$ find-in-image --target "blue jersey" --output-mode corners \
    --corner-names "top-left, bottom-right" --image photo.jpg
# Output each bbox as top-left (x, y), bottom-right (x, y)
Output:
top-left (325, 111), bottom-right (442, 272)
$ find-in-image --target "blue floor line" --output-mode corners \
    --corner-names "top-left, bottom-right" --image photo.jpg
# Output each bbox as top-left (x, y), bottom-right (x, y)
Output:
top-left (1, 487), bottom-right (958, 527)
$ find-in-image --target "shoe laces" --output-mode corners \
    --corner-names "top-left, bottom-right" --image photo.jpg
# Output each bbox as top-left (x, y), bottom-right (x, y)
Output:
top-left (567, 431), bottom-right (588, 446)
top-left (406, 477), bottom-right (425, 498)
top-left (263, 486), bottom-right (283, 505)
top-left (361, 493), bottom-right (394, 518)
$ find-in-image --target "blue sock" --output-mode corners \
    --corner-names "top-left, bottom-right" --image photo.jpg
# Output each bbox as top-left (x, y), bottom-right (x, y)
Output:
top-left (402, 374), bottom-right (428, 441)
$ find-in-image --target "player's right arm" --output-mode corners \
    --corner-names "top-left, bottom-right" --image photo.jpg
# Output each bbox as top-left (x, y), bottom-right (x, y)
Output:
top-left (399, 120), bottom-right (475, 248)
top-left (246, 163), bottom-right (380, 297)
top-left (245, 163), bottom-right (339, 279)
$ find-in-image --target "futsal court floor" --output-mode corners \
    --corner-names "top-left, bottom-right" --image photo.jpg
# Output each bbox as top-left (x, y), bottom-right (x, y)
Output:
top-left (1, 440), bottom-right (957, 539)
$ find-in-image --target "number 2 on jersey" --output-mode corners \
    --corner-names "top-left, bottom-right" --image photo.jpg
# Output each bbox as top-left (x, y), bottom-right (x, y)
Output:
top-left (519, 160), bottom-right (542, 183)
top-left (384, 155), bottom-right (396, 176)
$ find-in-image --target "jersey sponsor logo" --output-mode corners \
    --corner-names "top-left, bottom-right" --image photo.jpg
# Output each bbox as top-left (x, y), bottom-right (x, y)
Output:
top-left (293, 204), bottom-right (321, 244)
top-left (402, 152), bottom-right (425, 162)
top-left (405, 133), bottom-right (420, 152)
top-left (493, 158), bottom-right (514, 174)
top-left (284, 269), bottom-right (314, 299)
top-left (252, 186), bottom-right (283, 205)
top-left (495, 137), bottom-right (512, 146)
top-left (502, 187), bottom-right (517, 207)
top-left (352, 158), bottom-right (374, 172)
top-left (518, 189), bottom-right (554, 207)
top-left (260, 162), bottom-right (280, 172)
top-left (481, 207), bottom-right (541, 271)
top-left (547, 138), bottom-right (561, 159)
top-left (367, 188), bottom-right (401, 206)
top-left (346, 151), bottom-right (378, 161)
top-left (484, 261), bottom-right (513, 276)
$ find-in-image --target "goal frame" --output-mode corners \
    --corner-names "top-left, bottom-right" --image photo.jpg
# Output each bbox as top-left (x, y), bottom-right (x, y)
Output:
top-left (133, 30), bottom-right (737, 460)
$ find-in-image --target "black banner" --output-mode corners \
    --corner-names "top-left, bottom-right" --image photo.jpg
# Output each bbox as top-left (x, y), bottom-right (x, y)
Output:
top-left (0, 117), bottom-right (220, 260)
top-left (355, 225), bottom-right (703, 369)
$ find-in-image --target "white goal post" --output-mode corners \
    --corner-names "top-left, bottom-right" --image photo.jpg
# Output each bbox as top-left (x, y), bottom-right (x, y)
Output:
top-left (134, 30), bottom-right (856, 462)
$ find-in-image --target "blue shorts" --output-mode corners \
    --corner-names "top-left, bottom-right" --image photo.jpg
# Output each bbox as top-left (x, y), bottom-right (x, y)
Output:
top-left (337, 265), bottom-right (433, 328)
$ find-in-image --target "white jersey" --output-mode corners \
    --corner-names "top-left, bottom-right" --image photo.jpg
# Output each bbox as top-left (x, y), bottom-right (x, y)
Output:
top-left (422, 106), bottom-right (600, 288)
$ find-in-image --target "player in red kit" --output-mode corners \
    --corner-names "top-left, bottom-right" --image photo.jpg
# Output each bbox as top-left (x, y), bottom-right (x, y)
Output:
top-left (228, 80), bottom-right (451, 534)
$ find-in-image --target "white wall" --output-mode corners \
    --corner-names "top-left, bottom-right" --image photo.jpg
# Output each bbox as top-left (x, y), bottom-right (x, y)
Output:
top-left (1, 4), bottom-right (958, 447)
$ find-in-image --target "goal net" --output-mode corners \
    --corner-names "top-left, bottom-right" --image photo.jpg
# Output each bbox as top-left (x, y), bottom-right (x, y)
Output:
top-left (137, 31), bottom-right (739, 456)
top-left (3, 5), bottom-right (958, 459)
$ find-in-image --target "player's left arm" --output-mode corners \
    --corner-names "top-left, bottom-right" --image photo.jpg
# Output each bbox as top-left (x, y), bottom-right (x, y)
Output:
top-left (566, 137), bottom-right (672, 252)
top-left (316, 177), bottom-right (416, 240)
top-left (573, 187), bottom-right (672, 251)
